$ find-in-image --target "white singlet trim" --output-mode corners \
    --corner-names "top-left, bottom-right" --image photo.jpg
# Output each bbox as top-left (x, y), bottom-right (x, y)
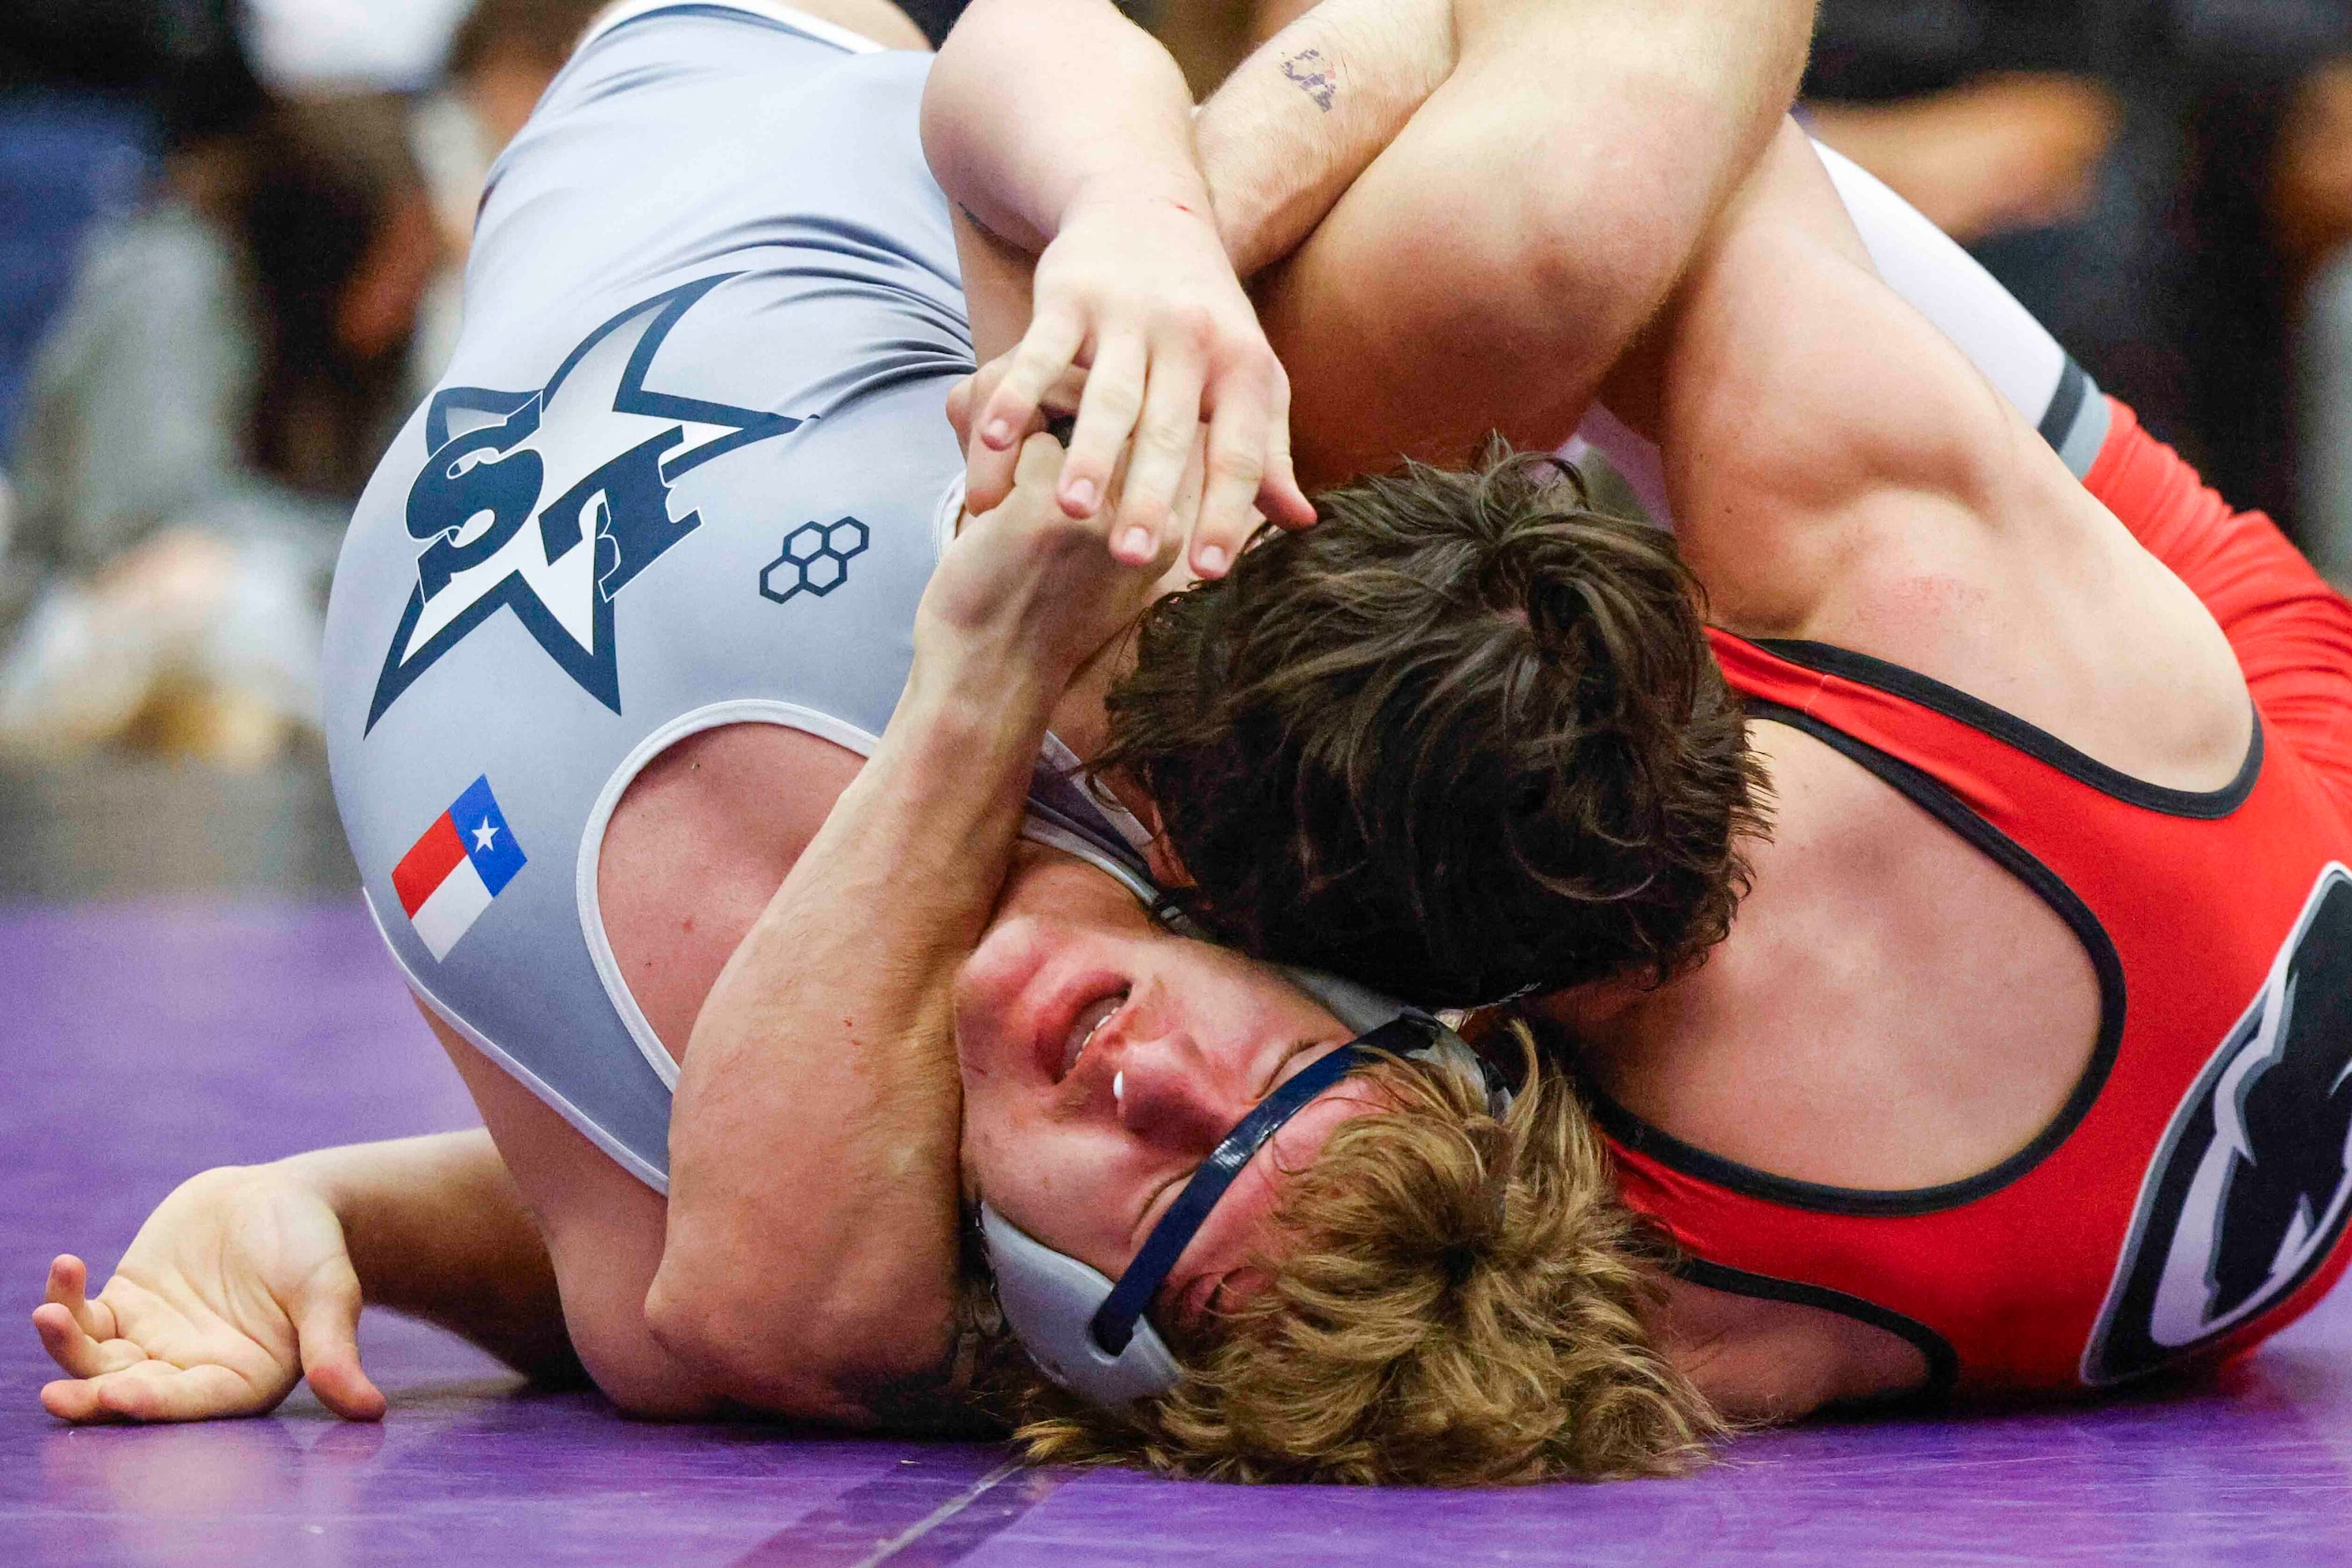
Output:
top-left (1039, 731), bottom-right (1157, 856)
top-left (933, 471), bottom-right (967, 563)
top-left (366, 888), bottom-right (673, 1192)
top-left (577, 698), bottom-right (887, 1090)
top-left (1813, 142), bottom-right (2067, 424)
top-left (581, 0), bottom-right (889, 55)
top-left (577, 697), bottom-right (1163, 1090)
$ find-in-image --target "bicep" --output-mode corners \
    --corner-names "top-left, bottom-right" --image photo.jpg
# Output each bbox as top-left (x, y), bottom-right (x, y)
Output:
top-left (1648, 126), bottom-right (2026, 625)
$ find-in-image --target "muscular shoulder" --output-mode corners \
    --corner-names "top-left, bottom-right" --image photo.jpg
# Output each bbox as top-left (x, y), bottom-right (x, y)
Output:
top-left (1657, 132), bottom-right (2248, 789)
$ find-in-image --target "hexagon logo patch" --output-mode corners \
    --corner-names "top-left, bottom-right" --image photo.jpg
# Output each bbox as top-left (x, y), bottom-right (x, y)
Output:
top-left (761, 518), bottom-right (869, 604)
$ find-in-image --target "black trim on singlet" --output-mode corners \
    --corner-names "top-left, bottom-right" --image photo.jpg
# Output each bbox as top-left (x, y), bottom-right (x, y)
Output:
top-left (1586, 697), bottom-right (2129, 1217)
top-left (1674, 1257), bottom-right (1959, 1401)
top-left (1753, 638), bottom-right (2263, 820)
top-left (2038, 357), bottom-right (2090, 453)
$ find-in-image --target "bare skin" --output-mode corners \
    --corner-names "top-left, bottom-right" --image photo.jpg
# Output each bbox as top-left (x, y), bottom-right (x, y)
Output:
top-left (1535, 124), bottom-right (2250, 1406)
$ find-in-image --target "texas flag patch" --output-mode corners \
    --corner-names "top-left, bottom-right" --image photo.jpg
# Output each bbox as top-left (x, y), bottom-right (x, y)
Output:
top-left (392, 776), bottom-right (527, 961)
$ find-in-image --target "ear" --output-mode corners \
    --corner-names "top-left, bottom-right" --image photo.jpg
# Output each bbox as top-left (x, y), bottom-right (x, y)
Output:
top-left (1142, 825), bottom-right (1188, 890)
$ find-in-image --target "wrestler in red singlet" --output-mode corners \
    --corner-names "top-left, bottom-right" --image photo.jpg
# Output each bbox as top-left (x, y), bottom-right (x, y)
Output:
top-left (1600, 400), bottom-right (2352, 1394)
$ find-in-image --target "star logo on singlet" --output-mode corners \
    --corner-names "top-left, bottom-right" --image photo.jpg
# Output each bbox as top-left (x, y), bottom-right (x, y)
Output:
top-left (366, 275), bottom-right (803, 731)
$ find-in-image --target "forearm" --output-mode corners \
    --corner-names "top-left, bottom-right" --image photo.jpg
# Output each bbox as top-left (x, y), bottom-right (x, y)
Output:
top-left (1262, 0), bottom-right (1814, 483)
top-left (657, 652), bottom-right (1057, 1412)
top-left (1196, 0), bottom-right (1454, 279)
top-left (921, 0), bottom-right (1206, 254)
top-left (278, 1131), bottom-right (581, 1385)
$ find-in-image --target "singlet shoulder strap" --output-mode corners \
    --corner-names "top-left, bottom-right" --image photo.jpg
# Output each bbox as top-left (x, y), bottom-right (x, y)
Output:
top-left (1708, 630), bottom-right (2263, 821)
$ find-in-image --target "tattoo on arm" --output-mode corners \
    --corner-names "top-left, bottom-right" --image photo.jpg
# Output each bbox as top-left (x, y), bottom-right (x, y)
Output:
top-left (1280, 48), bottom-right (1338, 113)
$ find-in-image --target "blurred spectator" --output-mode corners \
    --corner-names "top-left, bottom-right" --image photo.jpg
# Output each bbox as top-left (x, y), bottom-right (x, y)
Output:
top-left (0, 1), bottom-right (260, 458)
top-left (0, 92), bottom-right (427, 769)
top-left (0, 0), bottom-right (604, 769)
top-left (240, 0), bottom-right (478, 95)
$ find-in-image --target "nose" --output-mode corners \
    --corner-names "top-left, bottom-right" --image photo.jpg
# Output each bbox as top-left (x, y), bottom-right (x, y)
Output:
top-left (1108, 993), bottom-right (1252, 1152)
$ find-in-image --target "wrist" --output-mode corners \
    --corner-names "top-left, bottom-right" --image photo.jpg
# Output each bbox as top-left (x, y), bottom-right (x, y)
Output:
top-left (899, 654), bottom-right (1060, 751)
top-left (1062, 174), bottom-right (1217, 234)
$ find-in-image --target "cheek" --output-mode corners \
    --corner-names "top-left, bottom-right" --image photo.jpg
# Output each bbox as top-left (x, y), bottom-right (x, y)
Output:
top-left (951, 930), bottom-right (1034, 1063)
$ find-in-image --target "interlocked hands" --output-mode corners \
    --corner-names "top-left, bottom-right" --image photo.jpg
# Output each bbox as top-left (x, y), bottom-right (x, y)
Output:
top-left (954, 193), bottom-right (1317, 583)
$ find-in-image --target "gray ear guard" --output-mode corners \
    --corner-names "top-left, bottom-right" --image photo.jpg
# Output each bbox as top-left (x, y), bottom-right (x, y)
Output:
top-left (1281, 966), bottom-right (1517, 1120)
top-left (980, 968), bottom-right (1512, 1407)
top-left (979, 1202), bottom-right (1184, 1404)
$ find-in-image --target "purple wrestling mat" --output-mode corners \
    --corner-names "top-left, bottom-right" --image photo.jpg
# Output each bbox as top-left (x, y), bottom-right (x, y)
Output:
top-left (8, 900), bottom-right (2352, 1566)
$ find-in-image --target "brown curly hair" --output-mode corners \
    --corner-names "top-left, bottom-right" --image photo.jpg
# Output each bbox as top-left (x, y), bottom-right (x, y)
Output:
top-left (991, 1029), bottom-right (1722, 1485)
top-left (1097, 443), bottom-right (1768, 1009)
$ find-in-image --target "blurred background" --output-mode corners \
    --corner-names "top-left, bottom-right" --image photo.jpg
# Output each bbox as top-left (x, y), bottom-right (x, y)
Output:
top-left (0, 0), bottom-right (2345, 900)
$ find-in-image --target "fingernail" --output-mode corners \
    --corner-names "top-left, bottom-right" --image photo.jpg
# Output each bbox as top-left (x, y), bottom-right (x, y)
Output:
top-left (1197, 544), bottom-right (1228, 575)
top-left (984, 419), bottom-right (1014, 448)
top-left (1065, 478), bottom-right (1097, 513)
top-left (1119, 527), bottom-right (1152, 559)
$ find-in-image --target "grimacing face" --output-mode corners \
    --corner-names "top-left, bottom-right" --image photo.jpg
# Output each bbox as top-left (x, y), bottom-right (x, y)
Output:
top-left (953, 847), bottom-right (1384, 1328)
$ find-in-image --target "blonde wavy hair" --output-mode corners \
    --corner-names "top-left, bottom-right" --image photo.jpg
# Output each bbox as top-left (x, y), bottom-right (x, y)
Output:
top-left (992, 1027), bottom-right (1722, 1485)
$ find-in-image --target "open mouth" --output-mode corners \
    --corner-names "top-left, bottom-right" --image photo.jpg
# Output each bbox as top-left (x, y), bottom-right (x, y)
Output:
top-left (1060, 991), bottom-right (1127, 1081)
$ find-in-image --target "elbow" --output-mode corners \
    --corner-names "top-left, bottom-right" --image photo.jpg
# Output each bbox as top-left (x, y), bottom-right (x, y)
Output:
top-left (643, 1248), bottom-right (913, 1422)
top-left (642, 1249), bottom-right (790, 1394)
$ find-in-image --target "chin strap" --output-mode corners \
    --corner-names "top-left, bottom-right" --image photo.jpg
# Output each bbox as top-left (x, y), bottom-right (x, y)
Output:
top-left (1088, 1025), bottom-right (1411, 1356)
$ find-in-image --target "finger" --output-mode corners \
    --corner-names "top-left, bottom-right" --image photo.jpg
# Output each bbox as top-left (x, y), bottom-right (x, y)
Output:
top-left (1057, 334), bottom-right (1148, 520)
top-left (45, 1257), bottom-right (119, 1343)
top-left (960, 359), bottom-right (1024, 517)
top-left (1254, 367), bottom-right (1317, 530)
top-left (1191, 372), bottom-right (1273, 579)
top-left (1009, 429), bottom-right (1072, 494)
top-left (91, 1361), bottom-right (271, 1424)
top-left (977, 313), bottom-right (1085, 453)
top-left (296, 1277), bottom-right (387, 1422)
top-left (1111, 352), bottom-right (1208, 564)
top-left (42, 1374), bottom-right (122, 1424)
top-left (33, 1302), bottom-right (145, 1378)
top-left (945, 373), bottom-right (979, 448)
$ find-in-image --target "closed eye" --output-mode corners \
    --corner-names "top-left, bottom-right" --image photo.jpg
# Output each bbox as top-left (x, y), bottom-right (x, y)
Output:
top-left (1127, 1039), bottom-right (1332, 1247)
top-left (1134, 1164), bottom-right (1194, 1246)
top-left (1258, 1037), bottom-right (1327, 1102)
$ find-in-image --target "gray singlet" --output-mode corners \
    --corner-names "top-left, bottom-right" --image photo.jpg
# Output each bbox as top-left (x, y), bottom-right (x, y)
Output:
top-left (323, 0), bottom-right (1153, 1190)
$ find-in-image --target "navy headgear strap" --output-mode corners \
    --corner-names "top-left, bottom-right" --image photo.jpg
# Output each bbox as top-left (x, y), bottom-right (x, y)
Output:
top-left (1087, 1013), bottom-right (1438, 1356)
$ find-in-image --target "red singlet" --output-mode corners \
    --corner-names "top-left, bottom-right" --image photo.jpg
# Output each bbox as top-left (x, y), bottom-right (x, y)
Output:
top-left (1601, 401), bottom-right (2352, 1394)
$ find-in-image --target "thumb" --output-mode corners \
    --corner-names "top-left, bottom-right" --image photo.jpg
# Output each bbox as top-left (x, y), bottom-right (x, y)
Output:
top-left (296, 1270), bottom-right (386, 1422)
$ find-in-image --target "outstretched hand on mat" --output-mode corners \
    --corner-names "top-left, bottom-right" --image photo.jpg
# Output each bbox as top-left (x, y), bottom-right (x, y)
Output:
top-left (953, 192), bottom-right (1317, 582)
top-left (33, 1166), bottom-right (385, 1424)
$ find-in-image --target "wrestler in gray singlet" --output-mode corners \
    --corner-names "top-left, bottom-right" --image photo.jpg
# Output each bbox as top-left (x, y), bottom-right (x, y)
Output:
top-left (324, 0), bottom-right (2112, 1197)
top-left (323, 0), bottom-right (1152, 1190)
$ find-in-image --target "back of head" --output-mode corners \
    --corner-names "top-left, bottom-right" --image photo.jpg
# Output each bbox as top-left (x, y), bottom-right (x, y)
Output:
top-left (992, 1034), bottom-right (1722, 1485)
top-left (1099, 444), bottom-right (1765, 1009)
